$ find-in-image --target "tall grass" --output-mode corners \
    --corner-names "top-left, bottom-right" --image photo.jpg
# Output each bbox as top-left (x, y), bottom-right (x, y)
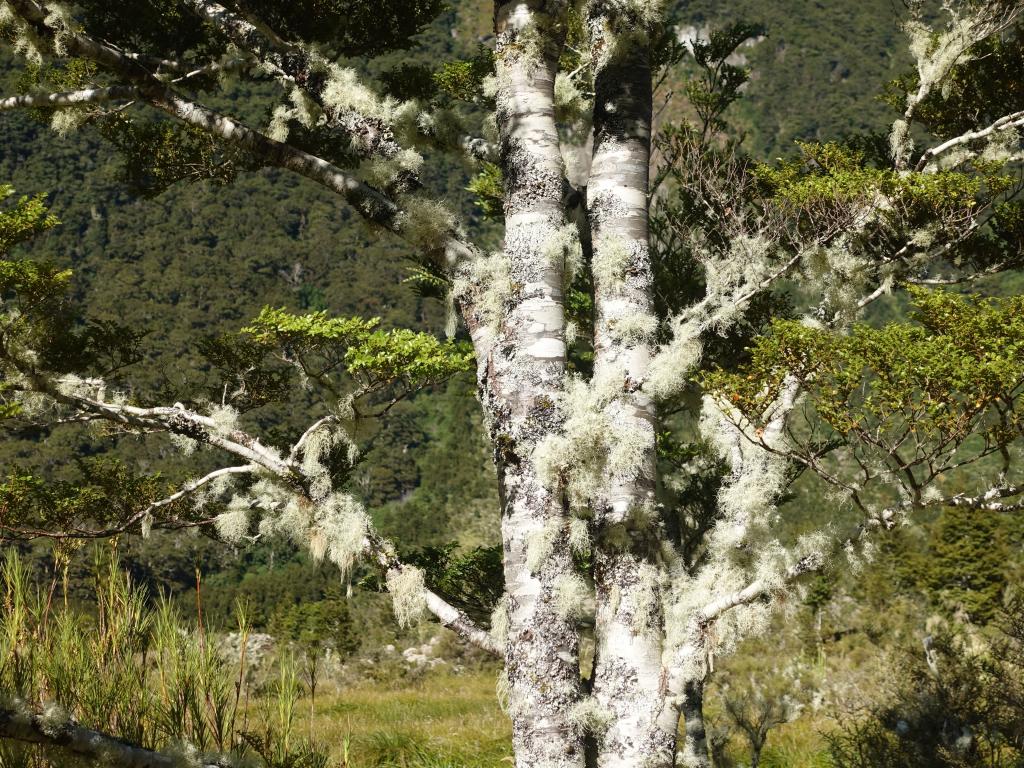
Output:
top-left (0, 549), bottom-right (332, 768)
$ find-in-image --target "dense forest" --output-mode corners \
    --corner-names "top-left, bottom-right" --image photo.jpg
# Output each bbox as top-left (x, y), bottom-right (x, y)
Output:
top-left (0, 0), bottom-right (1022, 766)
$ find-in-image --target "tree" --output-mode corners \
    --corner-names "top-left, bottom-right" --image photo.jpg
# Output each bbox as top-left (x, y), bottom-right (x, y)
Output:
top-left (827, 597), bottom-right (1024, 768)
top-left (0, 2), bottom-right (1022, 768)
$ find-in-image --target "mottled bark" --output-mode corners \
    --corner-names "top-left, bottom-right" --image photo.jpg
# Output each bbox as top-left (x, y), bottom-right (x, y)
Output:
top-left (0, 706), bottom-right (227, 768)
top-left (584, 8), bottom-right (677, 767)
top-left (680, 679), bottom-right (712, 768)
top-left (486, 3), bottom-right (584, 767)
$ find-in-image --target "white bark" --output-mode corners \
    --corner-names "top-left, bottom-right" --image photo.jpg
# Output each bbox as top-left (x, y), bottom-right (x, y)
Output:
top-left (0, 705), bottom-right (228, 768)
top-left (485, 3), bottom-right (584, 767)
top-left (585, 8), bottom-right (675, 768)
top-left (0, 85), bottom-right (139, 111)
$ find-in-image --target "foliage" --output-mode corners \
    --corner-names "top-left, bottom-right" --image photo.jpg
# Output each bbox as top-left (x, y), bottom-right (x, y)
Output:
top-left (432, 48), bottom-right (496, 103)
top-left (883, 22), bottom-right (1024, 140)
top-left (233, 306), bottom-right (473, 410)
top-left (269, 585), bottom-right (361, 658)
top-left (97, 115), bottom-right (258, 198)
top-left (402, 544), bottom-right (503, 625)
top-left (465, 162), bottom-right (503, 219)
top-left (703, 290), bottom-right (1024, 506)
top-left (0, 186), bottom-right (57, 253)
top-left (828, 599), bottom-right (1024, 767)
top-left (683, 21), bottom-right (766, 139)
top-left (925, 505), bottom-right (1010, 625)
top-left (0, 459), bottom-right (182, 537)
top-left (0, 549), bottom-right (334, 767)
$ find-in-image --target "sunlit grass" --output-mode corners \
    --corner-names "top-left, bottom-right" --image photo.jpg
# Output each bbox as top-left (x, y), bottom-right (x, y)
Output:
top-left (299, 671), bottom-right (512, 767)
top-left (296, 670), bottom-right (839, 768)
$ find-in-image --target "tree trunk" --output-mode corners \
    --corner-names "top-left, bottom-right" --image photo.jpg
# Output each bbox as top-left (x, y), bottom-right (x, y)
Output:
top-left (680, 679), bottom-right (712, 768)
top-left (486, 3), bottom-right (584, 767)
top-left (586, 9), bottom-right (676, 768)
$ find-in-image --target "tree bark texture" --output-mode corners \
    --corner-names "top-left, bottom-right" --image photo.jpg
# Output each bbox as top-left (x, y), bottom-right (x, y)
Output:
top-left (586, 8), bottom-right (677, 768)
top-left (487, 3), bottom-right (584, 767)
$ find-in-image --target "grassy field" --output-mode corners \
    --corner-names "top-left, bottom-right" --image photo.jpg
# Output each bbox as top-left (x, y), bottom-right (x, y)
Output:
top-left (300, 671), bottom-right (513, 768)
top-left (293, 670), bottom-right (834, 768)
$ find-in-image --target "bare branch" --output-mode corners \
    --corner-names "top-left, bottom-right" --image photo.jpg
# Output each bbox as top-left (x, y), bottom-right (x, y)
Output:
top-left (916, 109), bottom-right (1024, 171)
top-left (0, 85), bottom-right (139, 111)
top-left (0, 705), bottom-right (229, 768)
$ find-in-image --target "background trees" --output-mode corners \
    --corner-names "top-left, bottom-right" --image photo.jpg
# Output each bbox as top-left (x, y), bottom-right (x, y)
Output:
top-left (0, 1), bottom-right (1021, 767)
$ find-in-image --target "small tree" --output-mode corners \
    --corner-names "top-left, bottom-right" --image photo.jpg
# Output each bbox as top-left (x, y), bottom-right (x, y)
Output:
top-left (0, 2), bottom-right (1021, 767)
top-left (828, 598), bottom-right (1024, 768)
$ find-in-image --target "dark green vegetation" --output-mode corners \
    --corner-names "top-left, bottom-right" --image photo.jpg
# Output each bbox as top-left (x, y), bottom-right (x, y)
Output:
top-left (0, 0), bottom-right (1022, 766)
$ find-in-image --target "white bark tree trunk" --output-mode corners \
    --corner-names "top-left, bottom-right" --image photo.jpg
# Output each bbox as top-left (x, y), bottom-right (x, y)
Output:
top-left (485, 4), bottom-right (585, 767)
top-left (585, 8), bottom-right (676, 768)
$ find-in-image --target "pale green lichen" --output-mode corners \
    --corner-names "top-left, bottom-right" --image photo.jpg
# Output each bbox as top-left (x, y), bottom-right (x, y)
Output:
top-left (626, 0), bottom-right (668, 28)
top-left (169, 432), bottom-right (200, 456)
top-left (568, 516), bottom-right (591, 558)
top-left (801, 237), bottom-right (872, 325)
top-left (606, 419), bottom-right (651, 482)
top-left (37, 702), bottom-right (70, 737)
top-left (592, 234), bottom-right (632, 288)
top-left (50, 108), bottom-right (87, 137)
top-left (568, 697), bottom-right (613, 734)
top-left (321, 64), bottom-right (421, 144)
top-left (417, 108), bottom-right (466, 149)
top-left (889, 118), bottom-right (912, 166)
top-left (0, 3), bottom-right (44, 65)
top-left (543, 223), bottom-right (584, 284)
top-left (629, 562), bottom-right (663, 633)
top-left (311, 492), bottom-right (369, 578)
top-left (54, 374), bottom-right (105, 400)
top-left (565, 320), bottom-right (578, 346)
top-left (533, 367), bottom-right (628, 509)
top-left (209, 404), bottom-right (240, 437)
top-left (490, 594), bottom-right (510, 646)
top-left (495, 669), bottom-right (512, 714)
top-left (554, 572), bottom-right (590, 621)
top-left (214, 500), bottom-right (250, 544)
top-left (358, 148), bottom-right (424, 189)
top-left (386, 566), bottom-right (428, 628)
top-left (525, 518), bottom-right (562, 573)
top-left (609, 310), bottom-right (658, 345)
top-left (192, 470), bottom-right (241, 510)
top-left (553, 72), bottom-right (590, 124)
top-left (265, 85), bottom-right (317, 142)
top-left (268, 104), bottom-right (295, 142)
top-left (396, 195), bottom-right (457, 252)
top-left (301, 421), bottom-right (358, 501)
top-left (452, 251), bottom-right (512, 331)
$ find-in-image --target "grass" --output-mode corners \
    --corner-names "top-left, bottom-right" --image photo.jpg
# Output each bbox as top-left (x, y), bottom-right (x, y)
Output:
top-left (300, 672), bottom-right (512, 768)
top-left (296, 671), bottom-right (840, 768)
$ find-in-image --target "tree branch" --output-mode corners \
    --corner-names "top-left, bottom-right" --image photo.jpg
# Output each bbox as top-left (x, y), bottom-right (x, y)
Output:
top-left (18, 377), bottom-right (501, 654)
top-left (182, 0), bottom-right (403, 160)
top-left (0, 705), bottom-right (229, 768)
top-left (916, 109), bottom-right (1024, 171)
top-left (365, 536), bottom-right (501, 656)
top-left (0, 85), bottom-right (139, 111)
top-left (34, 379), bottom-right (299, 480)
top-left (0, 465), bottom-right (257, 540)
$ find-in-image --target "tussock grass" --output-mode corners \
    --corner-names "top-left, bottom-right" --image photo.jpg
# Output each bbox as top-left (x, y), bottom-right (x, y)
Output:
top-left (301, 672), bottom-right (512, 767)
